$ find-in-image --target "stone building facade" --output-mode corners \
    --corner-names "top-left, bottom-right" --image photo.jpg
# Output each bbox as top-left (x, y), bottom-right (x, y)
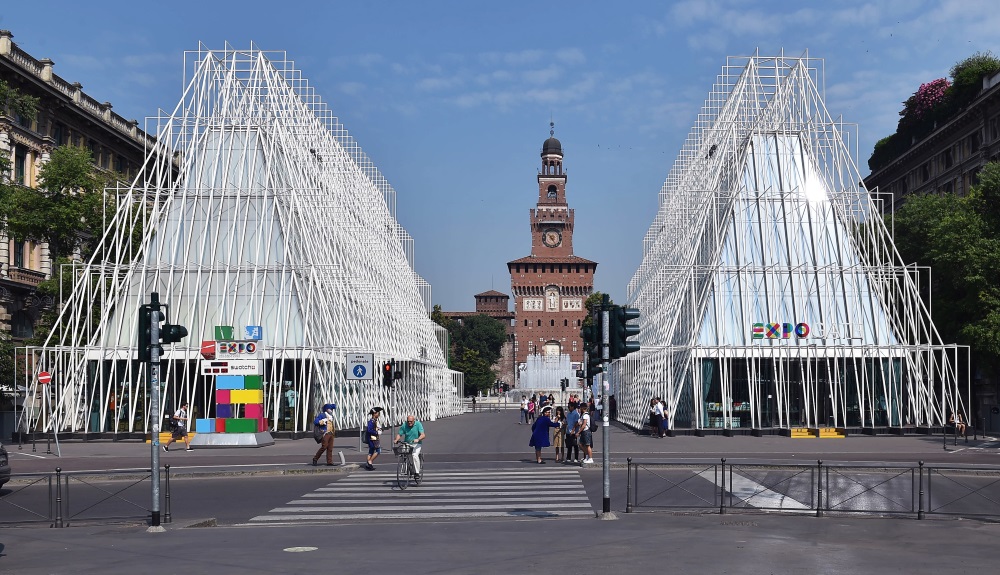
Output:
top-left (864, 70), bottom-right (1000, 416)
top-left (508, 129), bottom-right (596, 370)
top-left (864, 70), bottom-right (1000, 212)
top-left (0, 30), bottom-right (165, 340)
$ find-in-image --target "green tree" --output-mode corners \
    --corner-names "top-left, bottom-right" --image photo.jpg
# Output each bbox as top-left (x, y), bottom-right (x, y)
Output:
top-left (582, 291), bottom-right (613, 327)
top-left (451, 348), bottom-right (494, 396)
top-left (0, 78), bottom-right (39, 123)
top-left (432, 309), bottom-right (507, 395)
top-left (890, 161), bottom-right (1000, 380)
top-left (430, 304), bottom-right (453, 330)
top-left (0, 145), bottom-right (115, 261)
top-left (451, 314), bottom-right (506, 367)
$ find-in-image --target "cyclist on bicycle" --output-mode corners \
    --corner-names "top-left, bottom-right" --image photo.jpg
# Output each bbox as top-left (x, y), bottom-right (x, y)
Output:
top-left (394, 414), bottom-right (425, 480)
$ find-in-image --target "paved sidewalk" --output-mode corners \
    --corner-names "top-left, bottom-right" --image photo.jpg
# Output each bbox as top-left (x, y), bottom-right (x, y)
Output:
top-left (6, 410), bottom-right (998, 477)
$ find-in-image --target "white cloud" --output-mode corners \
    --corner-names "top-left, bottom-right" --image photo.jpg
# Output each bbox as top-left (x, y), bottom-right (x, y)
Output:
top-left (338, 81), bottom-right (365, 96)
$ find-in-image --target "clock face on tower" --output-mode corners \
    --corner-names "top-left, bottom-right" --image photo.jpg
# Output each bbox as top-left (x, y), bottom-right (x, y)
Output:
top-left (543, 228), bottom-right (562, 248)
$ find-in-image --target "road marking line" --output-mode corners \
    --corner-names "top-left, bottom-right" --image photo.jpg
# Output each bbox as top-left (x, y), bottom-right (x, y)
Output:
top-left (698, 470), bottom-right (809, 510)
top-left (287, 496), bottom-right (588, 504)
top-left (250, 510), bottom-right (594, 521)
top-left (270, 502), bottom-right (594, 512)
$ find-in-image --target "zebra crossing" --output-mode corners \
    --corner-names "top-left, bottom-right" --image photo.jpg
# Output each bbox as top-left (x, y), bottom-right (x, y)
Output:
top-left (249, 467), bottom-right (595, 523)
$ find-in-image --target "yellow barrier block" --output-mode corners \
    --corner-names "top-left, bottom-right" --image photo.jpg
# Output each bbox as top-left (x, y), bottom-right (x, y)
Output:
top-left (147, 432), bottom-right (198, 444)
top-left (817, 427), bottom-right (846, 438)
top-left (230, 389), bottom-right (263, 404)
top-left (790, 428), bottom-right (817, 438)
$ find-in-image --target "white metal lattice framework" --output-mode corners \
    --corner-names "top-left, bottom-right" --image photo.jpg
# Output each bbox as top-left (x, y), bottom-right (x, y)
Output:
top-left (17, 44), bottom-right (462, 435)
top-left (612, 52), bottom-right (969, 432)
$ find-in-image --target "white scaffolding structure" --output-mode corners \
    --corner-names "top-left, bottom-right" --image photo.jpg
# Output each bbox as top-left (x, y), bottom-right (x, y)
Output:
top-left (17, 43), bottom-right (462, 436)
top-left (613, 52), bottom-right (969, 432)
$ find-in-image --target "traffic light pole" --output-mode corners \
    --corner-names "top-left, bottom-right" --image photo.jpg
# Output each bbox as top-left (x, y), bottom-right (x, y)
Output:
top-left (147, 294), bottom-right (163, 532)
top-left (600, 307), bottom-right (613, 517)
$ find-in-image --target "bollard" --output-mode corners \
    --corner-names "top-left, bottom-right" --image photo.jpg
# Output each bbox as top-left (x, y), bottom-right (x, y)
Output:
top-left (626, 457), bottom-right (633, 513)
top-left (917, 461), bottom-right (924, 520)
top-left (816, 460), bottom-right (823, 517)
top-left (720, 458), bottom-right (727, 515)
top-left (164, 465), bottom-right (172, 524)
top-left (54, 467), bottom-right (64, 528)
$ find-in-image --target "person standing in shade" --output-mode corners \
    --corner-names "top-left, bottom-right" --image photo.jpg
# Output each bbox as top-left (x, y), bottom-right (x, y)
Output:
top-left (529, 405), bottom-right (560, 464)
top-left (565, 402), bottom-right (581, 463)
top-left (577, 403), bottom-right (594, 464)
top-left (311, 403), bottom-right (336, 466)
top-left (163, 402), bottom-right (192, 452)
top-left (364, 407), bottom-right (383, 470)
top-left (551, 406), bottom-right (567, 462)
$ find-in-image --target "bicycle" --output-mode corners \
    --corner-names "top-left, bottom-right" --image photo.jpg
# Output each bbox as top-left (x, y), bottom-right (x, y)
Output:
top-left (393, 442), bottom-right (424, 490)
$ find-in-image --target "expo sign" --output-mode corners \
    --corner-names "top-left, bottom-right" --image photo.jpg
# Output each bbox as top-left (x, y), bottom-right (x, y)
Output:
top-left (751, 322), bottom-right (861, 341)
top-left (216, 340), bottom-right (261, 358)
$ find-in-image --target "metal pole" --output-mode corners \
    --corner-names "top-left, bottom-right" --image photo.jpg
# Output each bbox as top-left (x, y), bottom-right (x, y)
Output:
top-left (164, 464), bottom-right (172, 523)
top-left (816, 460), bottom-right (823, 517)
top-left (54, 467), bottom-right (63, 528)
top-left (917, 461), bottom-right (924, 520)
top-left (148, 293), bottom-right (163, 529)
top-left (45, 388), bottom-right (51, 454)
top-left (720, 458), bottom-right (726, 514)
top-left (601, 308), bottom-right (611, 515)
top-left (626, 457), bottom-right (633, 513)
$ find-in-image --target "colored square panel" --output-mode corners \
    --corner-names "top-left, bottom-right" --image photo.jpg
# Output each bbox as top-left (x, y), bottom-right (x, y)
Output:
top-left (214, 325), bottom-right (235, 340)
top-left (245, 325), bottom-right (262, 340)
top-left (216, 375), bottom-right (245, 390)
top-left (230, 389), bottom-right (263, 404)
top-left (195, 419), bottom-right (215, 433)
top-left (245, 403), bottom-right (263, 419)
top-left (216, 404), bottom-right (233, 418)
top-left (225, 418), bottom-right (258, 433)
top-left (215, 418), bottom-right (227, 433)
top-left (216, 389), bottom-right (231, 404)
top-left (244, 375), bottom-right (262, 390)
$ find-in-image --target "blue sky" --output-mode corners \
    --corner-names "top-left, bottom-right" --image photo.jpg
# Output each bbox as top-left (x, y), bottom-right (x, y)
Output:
top-left (2, 1), bottom-right (998, 311)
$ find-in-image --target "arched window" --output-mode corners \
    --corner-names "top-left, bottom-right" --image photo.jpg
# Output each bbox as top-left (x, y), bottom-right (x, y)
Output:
top-left (550, 320), bottom-right (555, 327)
top-left (547, 185), bottom-right (557, 198)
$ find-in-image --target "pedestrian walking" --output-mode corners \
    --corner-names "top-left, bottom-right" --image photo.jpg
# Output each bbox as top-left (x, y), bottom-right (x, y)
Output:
top-left (527, 396), bottom-right (536, 423)
top-left (529, 405), bottom-right (560, 464)
top-left (552, 406), bottom-right (566, 462)
top-left (364, 407), bottom-right (383, 470)
top-left (519, 395), bottom-right (529, 424)
top-left (311, 403), bottom-right (336, 466)
top-left (163, 402), bottom-right (192, 452)
top-left (471, 395), bottom-right (477, 413)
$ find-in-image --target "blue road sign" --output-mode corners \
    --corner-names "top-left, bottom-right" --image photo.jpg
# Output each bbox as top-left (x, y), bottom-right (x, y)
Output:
top-left (353, 365), bottom-right (367, 378)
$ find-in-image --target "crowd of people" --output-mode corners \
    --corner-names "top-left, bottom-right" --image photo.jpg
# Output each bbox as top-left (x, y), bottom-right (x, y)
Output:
top-left (525, 393), bottom-right (597, 464)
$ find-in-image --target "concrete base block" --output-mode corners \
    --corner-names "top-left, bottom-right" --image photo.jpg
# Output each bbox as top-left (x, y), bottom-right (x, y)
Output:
top-left (188, 432), bottom-right (274, 448)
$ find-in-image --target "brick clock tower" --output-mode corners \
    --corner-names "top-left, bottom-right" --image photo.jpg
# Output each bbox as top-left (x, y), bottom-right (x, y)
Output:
top-left (508, 126), bottom-right (596, 372)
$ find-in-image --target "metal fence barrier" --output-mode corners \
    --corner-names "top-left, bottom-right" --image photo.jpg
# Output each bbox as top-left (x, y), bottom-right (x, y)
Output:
top-left (626, 458), bottom-right (1000, 521)
top-left (0, 465), bottom-right (172, 527)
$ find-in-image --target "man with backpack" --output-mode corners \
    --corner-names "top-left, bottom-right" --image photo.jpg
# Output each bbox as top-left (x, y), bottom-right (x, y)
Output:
top-left (311, 403), bottom-right (336, 466)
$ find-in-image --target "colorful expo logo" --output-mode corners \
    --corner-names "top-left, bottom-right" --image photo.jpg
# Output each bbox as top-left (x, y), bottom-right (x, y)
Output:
top-left (752, 322), bottom-right (810, 339)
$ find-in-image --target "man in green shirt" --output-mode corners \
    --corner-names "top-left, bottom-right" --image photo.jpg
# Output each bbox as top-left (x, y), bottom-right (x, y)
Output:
top-left (394, 414), bottom-right (425, 479)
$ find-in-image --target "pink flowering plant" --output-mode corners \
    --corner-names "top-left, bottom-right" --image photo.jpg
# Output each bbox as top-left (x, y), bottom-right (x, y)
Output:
top-left (909, 78), bottom-right (951, 119)
top-left (898, 77), bottom-right (951, 135)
